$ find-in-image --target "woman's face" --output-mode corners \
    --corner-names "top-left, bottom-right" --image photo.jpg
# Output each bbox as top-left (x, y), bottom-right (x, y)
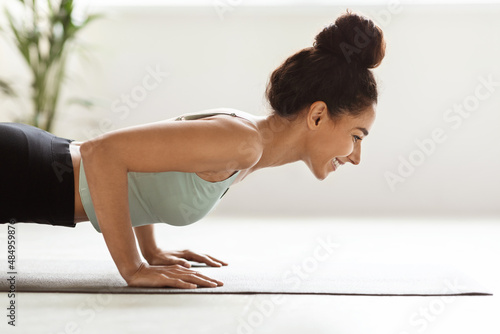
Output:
top-left (304, 103), bottom-right (376, 180)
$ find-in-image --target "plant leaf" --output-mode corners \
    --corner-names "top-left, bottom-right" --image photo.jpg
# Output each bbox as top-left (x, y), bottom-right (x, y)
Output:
top-left (65, 97), bottom-right (97, 109)
top-left (0, 79), bottom-right (18, 96)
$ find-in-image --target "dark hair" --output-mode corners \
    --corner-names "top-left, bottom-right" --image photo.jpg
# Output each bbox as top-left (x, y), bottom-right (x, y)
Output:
top-left (265, 9), bottom-right (386, 121)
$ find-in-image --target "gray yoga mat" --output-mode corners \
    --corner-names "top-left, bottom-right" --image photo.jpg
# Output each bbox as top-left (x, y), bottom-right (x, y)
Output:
top-left (0, 259), bottom-right (491, 295)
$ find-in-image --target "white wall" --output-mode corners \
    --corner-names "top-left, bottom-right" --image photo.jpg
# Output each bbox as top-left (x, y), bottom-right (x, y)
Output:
top-left (1, 3), bottom-right (499, 218)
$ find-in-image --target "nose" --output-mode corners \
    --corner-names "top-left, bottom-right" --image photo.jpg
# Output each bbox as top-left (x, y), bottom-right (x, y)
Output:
top-left (347, 145), bottom-right (361, 165)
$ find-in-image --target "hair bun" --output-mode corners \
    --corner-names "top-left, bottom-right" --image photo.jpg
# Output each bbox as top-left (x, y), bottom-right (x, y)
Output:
top-left (313, 9), bottom-right (386, 69)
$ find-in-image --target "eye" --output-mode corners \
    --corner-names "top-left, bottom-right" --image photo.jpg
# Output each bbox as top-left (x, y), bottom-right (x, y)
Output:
top-left (353, 135), bottom-right (362, 143)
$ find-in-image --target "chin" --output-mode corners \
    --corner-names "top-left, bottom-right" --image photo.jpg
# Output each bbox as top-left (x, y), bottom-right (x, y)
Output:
top-left (312, 169), bottom-right (329, 181)
top-left (306, 162), bottom-right (329, 181)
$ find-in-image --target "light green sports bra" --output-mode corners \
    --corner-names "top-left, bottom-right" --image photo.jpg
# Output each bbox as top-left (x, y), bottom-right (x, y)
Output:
top-left (79, 111), bottom-right (244, 233)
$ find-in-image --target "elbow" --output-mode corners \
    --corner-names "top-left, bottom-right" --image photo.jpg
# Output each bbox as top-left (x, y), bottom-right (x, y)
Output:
top-left (80, 137), bottom-right (107, 163)
top-left (81, 136), bottom-right (127, 171)
top-left (80, 141), bottom-right (92, 160)
top-left (80, 140), bottom-right (95, 162)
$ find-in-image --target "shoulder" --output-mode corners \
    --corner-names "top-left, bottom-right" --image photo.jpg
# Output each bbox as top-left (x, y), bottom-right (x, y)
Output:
top-left (206, 110), bottom-right (263, 169)
top-left (173, 108), bottom-right (263, 169)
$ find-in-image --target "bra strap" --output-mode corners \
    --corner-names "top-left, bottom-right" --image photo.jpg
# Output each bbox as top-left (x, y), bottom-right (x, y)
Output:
top-left (175, 112), bottom-right (237, 121)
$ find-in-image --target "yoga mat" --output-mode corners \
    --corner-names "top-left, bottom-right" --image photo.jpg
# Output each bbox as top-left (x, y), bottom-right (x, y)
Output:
top-left (0, 259), bottom-right (491, 295)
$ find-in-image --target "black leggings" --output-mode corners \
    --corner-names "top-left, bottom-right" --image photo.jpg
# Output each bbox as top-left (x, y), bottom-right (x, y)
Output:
top-left (0, 123), bottom-right (76, 227)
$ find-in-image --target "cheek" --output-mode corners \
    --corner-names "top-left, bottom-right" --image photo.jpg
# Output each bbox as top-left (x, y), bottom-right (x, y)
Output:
top-left (333, 138), bottom-right (354, 157)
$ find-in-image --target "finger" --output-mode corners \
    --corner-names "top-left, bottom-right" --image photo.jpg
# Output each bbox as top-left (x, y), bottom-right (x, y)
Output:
top-left (161, 275), bottom-right (197, 289)
top-left (206, 254), bottom-right (228, 266)
top-left (180, 250), bottom-right (222, 266)
top-left (180, 273), bottom-right (220, 288)
top-left (187, 253), bottom-right (225, 267)
top-left (161, 255), bottom-right (191, 268)
top-left (164, 264), bottom-right (194, 271)
top-left (161, 264), bottom-right (223, 286)
top-left (169, 266), bottom-right (223, 286)
top-left (173, 258), bottom-right (191, 268)
top-left (189, 271), bottom-right (224, 287)
top-left (127, 270), bottom-right (197, 289)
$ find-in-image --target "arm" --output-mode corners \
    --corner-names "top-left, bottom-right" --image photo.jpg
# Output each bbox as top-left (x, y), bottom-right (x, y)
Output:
top-left (133, 224), bottom-right (160, 262)
top-left (80, 142), bottom-right (142, 280)
top-left (81, 139), bottom-right (224, 288)
top-left (81, 117), bottom-right (260, 287)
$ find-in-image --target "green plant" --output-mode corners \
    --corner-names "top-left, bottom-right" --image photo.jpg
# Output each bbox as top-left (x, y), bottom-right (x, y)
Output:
top-left (0, 0), bottom-right (101, 132)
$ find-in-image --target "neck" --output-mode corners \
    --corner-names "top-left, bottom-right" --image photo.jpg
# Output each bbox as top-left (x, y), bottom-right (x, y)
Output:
top-left (250, 113), bottom-right (306, 172)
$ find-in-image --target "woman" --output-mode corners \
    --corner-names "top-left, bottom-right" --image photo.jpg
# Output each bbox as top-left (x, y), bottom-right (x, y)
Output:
top-left (0, 10), bottom-right (385, 289)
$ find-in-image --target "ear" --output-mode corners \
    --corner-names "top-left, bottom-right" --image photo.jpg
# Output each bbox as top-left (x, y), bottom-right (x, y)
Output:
top-left (306, 101), bottom-right (329, 130)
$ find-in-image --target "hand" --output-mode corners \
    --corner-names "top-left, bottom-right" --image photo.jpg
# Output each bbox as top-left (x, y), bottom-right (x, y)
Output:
top-left (145, 248), bottom-right (228, 268)
top-left (126, 262), bottom-right (224, 288)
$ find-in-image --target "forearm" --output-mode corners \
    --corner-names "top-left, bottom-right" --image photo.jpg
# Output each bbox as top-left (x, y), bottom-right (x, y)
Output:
top-left (134, 224), bottom-right (160, 261)
top-left (81, 141), bottom-right (143, 281)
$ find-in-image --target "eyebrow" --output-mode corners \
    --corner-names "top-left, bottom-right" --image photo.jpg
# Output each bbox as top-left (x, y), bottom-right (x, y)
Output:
top-left (353, 127), bottom-right (369, 136)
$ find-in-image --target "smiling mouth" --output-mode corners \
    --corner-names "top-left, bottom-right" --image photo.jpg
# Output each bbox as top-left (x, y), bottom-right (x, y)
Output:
top-left (331, 157), bottom-right (341, 171)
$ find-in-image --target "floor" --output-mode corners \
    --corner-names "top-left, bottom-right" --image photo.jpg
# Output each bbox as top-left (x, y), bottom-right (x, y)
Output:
top-left (0, 216), bottom-right (498, 333)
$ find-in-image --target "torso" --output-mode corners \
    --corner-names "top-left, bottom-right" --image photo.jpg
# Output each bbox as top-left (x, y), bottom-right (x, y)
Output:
top-left (70, 109), bottom-right (264, 223)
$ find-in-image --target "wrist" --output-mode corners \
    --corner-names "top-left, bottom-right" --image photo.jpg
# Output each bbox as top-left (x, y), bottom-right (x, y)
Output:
top-left (120, 260), bottom-right (146, 282)
top-left (142, 247), bottom-right (161, 263)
